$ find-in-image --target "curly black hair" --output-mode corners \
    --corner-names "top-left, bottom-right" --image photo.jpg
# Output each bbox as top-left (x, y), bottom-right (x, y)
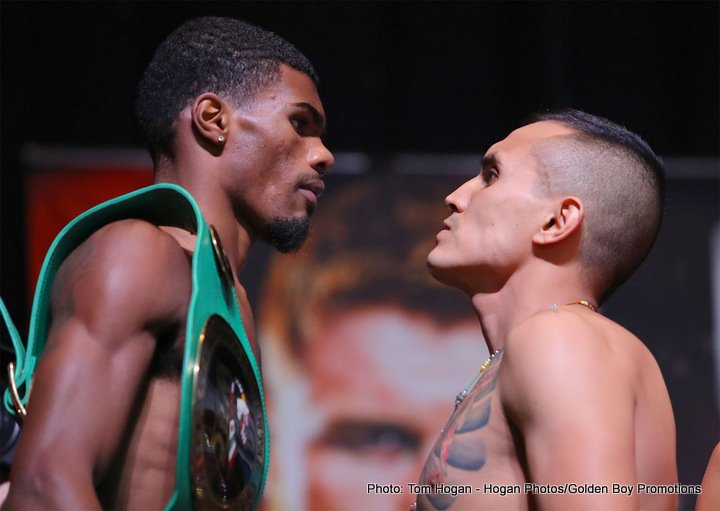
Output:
top-left (136, 16), bottom-right (318, 165)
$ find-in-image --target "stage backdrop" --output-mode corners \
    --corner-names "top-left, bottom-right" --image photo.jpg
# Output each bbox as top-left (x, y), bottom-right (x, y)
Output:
top-left (13, 150), bottom-right (720, 511)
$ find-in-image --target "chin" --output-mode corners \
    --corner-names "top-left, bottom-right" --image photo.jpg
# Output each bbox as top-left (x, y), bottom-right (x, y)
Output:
top-left (427, 258), bottom-right (469, 293)
top-left (426, 257), bottom-right (449, 283)
top-left (262, 216), bottom-right (311, 253)
top-left (426, 247), bottom-right (448, 274)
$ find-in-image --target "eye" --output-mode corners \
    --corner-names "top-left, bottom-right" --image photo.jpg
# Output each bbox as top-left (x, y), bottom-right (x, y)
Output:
top-left (315, 421), bottom-right (420, 459)
top-left (482, 167), bottom-right (499, 185)
top-left (290, 114), bottom-right (311, 135)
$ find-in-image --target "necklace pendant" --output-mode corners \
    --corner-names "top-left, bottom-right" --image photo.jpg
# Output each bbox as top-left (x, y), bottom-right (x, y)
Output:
top-left (455, 390), bottom-right (467, 409)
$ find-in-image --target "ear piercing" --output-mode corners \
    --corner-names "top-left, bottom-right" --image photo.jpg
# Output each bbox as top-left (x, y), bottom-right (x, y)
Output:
top-left (217, 135), bottom-right (225, 144)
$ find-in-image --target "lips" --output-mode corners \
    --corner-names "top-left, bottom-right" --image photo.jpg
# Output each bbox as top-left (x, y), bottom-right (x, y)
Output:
top-left (297, 177), bottom-right (325, 209)
top-left (435, 219), bottom-right (451, 239)
top-left (298, 178), bottom-right (325, 199)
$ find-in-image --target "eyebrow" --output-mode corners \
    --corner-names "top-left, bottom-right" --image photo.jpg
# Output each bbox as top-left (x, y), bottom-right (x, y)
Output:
top-left (293, 102), bottom-right (327, 135)
top-left (481, 153), bottom-right (500, 169)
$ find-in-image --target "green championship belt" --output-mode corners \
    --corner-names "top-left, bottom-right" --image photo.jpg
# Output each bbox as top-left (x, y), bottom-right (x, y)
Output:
top-left (1, 183), bottom-right (269, 510)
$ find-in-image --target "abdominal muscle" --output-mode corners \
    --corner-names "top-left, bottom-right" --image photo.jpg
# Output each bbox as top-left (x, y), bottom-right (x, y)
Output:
top-left (99, 376), bottom-right (181, 511)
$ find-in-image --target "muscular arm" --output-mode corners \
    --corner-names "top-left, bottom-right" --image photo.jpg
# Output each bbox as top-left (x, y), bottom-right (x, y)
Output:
top-left (5, 220), bottom-right (191, 510)
top-left (500, 311), bottom-right (638, 511)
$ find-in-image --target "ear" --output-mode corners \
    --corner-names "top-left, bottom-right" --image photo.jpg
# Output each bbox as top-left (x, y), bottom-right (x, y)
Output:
top-left (532, 197), bottom-right (584, 246)
top-left (191, 93), bottom-right (230, 148)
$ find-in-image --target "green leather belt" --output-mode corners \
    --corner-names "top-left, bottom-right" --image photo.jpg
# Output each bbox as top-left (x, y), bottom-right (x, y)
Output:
top-left (2, 183), bottom-right (269, 510)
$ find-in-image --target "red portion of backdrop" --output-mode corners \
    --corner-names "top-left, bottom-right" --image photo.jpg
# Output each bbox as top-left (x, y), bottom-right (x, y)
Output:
top-left (25, 168), bottom-right (152, 300)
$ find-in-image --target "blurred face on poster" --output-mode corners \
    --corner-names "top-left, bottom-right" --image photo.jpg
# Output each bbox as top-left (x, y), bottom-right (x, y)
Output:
top-left (304, 306), bottom-right (482, 511)
top-left (258, 175), bottom-right (487, 511)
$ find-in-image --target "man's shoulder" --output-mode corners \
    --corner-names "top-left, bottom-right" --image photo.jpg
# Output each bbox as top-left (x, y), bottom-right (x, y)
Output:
top-left (505, 308), bottom-right (614, 363)
top-left (499, 309), bottom-right (639, 417)
top-left (51, 218), bottom-right (192, 331)
top-left (72, 218), bottom-right (190, 276)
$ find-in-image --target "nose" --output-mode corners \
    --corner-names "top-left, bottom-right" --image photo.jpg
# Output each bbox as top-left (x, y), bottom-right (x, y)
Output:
top-left (445, 190), bottom-right (460, 213)
top-left (308, 139), bottom-right (335, 175)
top-left (445, 178), bottom-right (474, 213)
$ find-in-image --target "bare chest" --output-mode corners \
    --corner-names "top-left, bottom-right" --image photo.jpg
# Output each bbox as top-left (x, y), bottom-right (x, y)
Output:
top-left (415, 353), bottom-right (528, 510)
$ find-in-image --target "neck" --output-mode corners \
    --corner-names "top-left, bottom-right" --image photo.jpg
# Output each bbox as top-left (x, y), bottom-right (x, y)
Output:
top-left (154, 166), bottom-right (256, 278)
top-left (467, 262), bottom-right (597, 353)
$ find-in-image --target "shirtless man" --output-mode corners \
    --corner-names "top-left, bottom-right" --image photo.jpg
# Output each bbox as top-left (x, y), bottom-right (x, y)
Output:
top-left (416, 109), bottom-right (676, 510)
top-left (3, 16), bottom-right (333, 510)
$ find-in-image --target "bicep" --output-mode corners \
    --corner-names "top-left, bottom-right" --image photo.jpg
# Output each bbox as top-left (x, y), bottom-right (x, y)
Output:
top-left (501, 323), bottom-right (638, 510)
top-left (13, 222), bottom-right (190, 477)
top-left (523, 389), bottom-right (637, 481)
top-left (16, 317), bottom-right (157, 473)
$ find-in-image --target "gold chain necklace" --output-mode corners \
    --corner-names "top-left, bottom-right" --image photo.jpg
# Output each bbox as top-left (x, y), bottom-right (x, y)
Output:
top-left (550, 299), bottom-right (598, 313)
top-left (454, 349), bottom-right (502, 409)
